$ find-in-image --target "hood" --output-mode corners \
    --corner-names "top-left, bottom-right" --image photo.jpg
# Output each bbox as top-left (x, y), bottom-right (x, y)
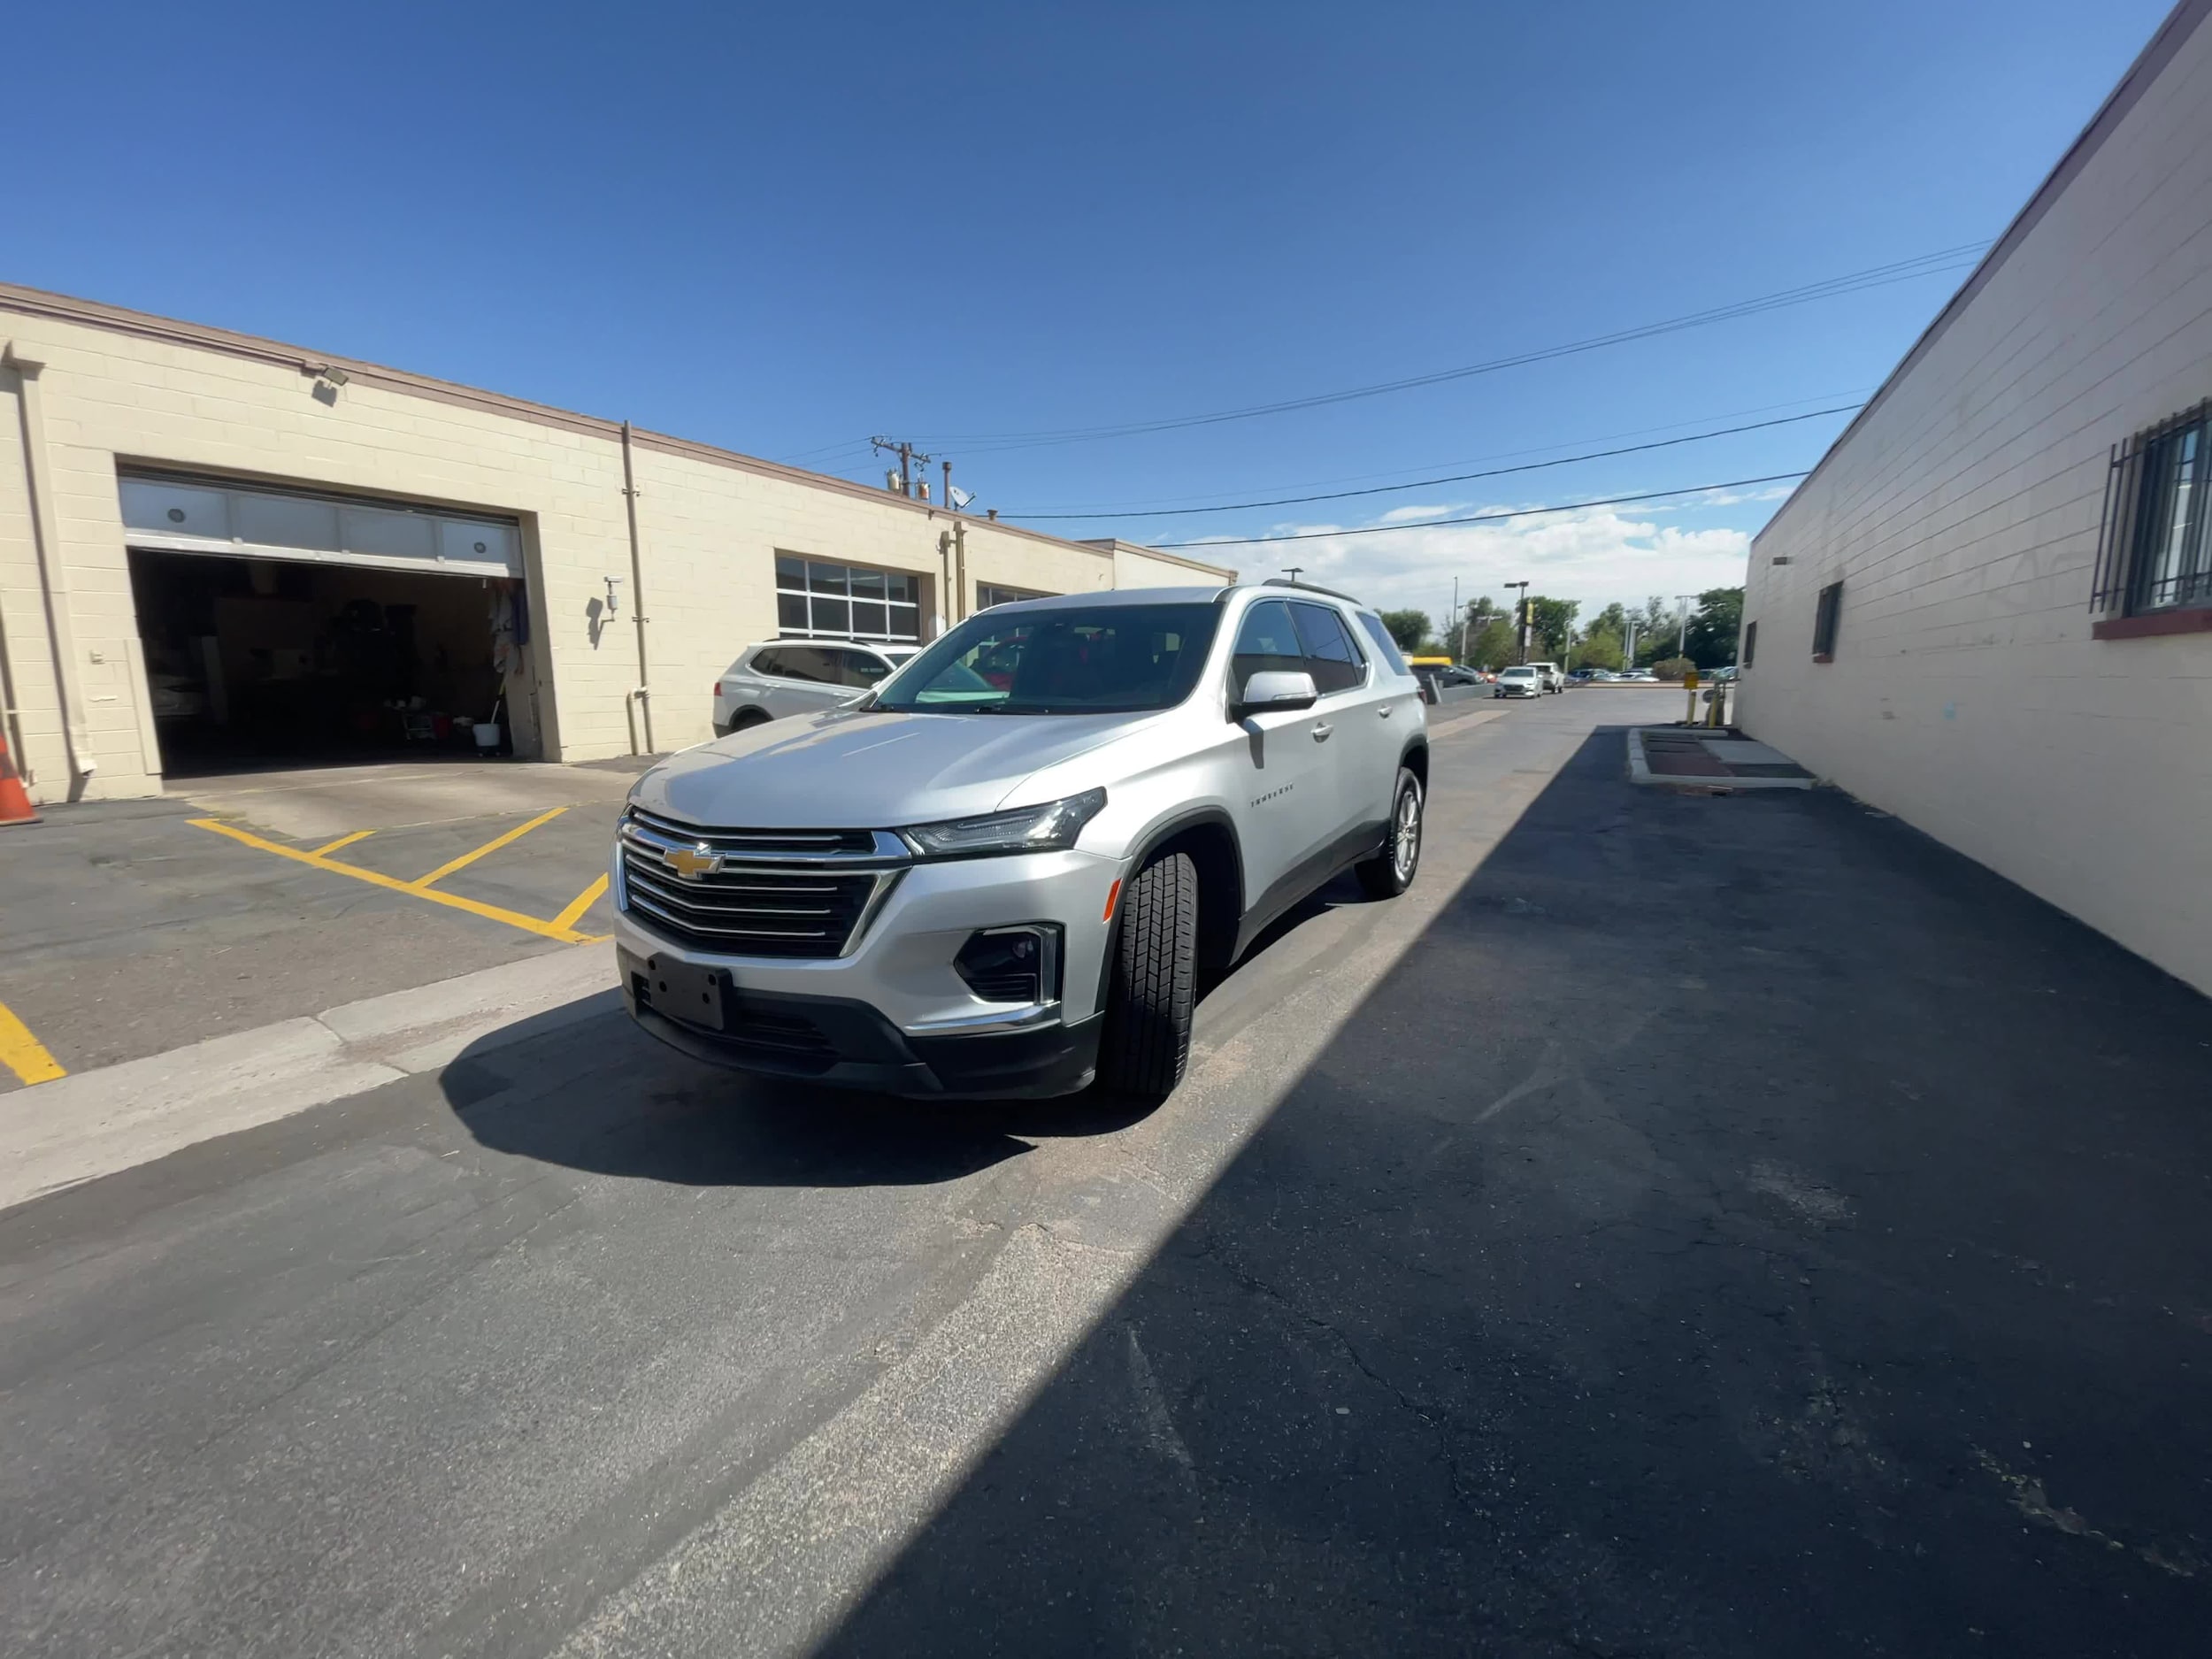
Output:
top-left (634, 708), bottom-right (1144, 829)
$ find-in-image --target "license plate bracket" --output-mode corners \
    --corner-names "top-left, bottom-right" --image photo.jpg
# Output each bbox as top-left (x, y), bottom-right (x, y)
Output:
top-left (631, 951), bottom-right (728, 1032)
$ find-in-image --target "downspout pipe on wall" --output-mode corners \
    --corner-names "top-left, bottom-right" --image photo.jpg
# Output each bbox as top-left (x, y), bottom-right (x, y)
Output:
top-left (3, 346), bottom-right (94, 795)
top-left (619, 420), bottom-right (655, 755)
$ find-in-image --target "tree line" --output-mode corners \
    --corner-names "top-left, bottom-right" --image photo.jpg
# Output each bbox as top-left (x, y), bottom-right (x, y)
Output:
top-left (1375, 587), bottom-right (1742, 676)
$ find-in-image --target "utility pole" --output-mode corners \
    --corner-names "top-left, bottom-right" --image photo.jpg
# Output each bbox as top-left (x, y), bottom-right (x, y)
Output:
top-left (1676, 594), bottom-right (1696, 657)
top-left (1506, 580), bottom-right (1531, 664)
top-left (1624, 618), bottom-right (1640, 668)
top-left (1451, 576), bottom-right (1461, 663)
top-left (869, 436), bottom-right (933, 498)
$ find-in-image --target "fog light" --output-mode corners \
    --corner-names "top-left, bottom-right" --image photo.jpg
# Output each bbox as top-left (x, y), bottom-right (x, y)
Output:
top-left (954, 925), bottom-right (1062, 1004)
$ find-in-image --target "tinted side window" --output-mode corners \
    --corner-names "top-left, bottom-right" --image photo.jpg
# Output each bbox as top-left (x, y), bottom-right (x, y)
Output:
top-left (749, 648), bottom-right (789, 678)
top-left (833, 649), bottom-right (893, 687)
top-left (1356, 611), bottom-right (1411, 675)
top-left (1291, 602), bottom-right (1363, 694)
top-left (760, 646), bottom-right (831, 683)
top-left (1230, 601), bottom-right (1304, 698)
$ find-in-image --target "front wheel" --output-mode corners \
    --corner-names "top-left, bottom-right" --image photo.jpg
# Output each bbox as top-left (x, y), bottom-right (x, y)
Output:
top-left (1097, 850), bottom-right (1198, 1102)
top-left (1356, 768), bottom-right (1424, 898)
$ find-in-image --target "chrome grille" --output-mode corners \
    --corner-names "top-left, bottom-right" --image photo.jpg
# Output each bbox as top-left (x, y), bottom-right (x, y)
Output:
top-left (618, 810), bottom-right (903, 958)
top-left (625, 806), bottom-right (884, 858)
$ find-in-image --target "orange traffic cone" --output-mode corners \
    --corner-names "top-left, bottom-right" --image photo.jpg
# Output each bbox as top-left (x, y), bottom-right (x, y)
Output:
top-left (0, 729), bottom-right (40, 826)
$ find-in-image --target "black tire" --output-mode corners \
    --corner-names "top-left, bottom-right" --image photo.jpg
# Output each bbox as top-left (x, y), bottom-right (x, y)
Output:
top-left (1097, 850), bottom-right (1198, 1102)
top-left (725, 709), bottom-right (769, 734)
top-left (1356, 767), bottom-right (1424, 899)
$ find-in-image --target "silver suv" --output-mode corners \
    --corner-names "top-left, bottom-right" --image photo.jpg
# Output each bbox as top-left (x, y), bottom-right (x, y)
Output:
top-left (713, 640), bottom-right (917, 735)
top-left (614, 583), bottom-right (1428, 1102)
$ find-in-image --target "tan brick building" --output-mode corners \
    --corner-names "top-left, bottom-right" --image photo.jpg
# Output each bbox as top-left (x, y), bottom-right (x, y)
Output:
top-left (0, 285), bottom-right (1231, 803)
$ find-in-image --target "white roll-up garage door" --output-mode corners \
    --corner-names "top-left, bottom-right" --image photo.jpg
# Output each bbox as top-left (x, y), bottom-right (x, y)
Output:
top-left (118, 472), bottom-right (521, 578)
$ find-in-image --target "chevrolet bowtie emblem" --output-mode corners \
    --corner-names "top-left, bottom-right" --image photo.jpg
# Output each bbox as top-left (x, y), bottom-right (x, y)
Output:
top-left (666, 845), bottom-right (720, 879)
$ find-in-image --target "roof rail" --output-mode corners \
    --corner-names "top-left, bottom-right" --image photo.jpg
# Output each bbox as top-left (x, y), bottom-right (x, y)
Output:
top-left (1260, 575), bottom-right (1367, 606)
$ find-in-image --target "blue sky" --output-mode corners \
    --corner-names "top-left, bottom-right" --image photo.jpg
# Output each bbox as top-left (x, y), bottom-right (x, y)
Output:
top-left (0, 0), bottom-right (2176, 624)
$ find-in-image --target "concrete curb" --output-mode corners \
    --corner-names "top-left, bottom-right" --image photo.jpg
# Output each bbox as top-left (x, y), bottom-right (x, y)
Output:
top-left (0, 944), bottom-right (618, 1212)
top-left (1625, 726), bottom-right (1816, 791)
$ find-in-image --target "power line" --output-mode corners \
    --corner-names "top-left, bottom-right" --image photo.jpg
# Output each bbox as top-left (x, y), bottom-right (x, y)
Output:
top-left (1010, 403), bottom-right (1856, 520)
top-left (1151, 472), bottom-right (1809, 549)
top-left (995, 386), bottom-right (1874, 515)
top-left (912, 242), bottom-right (1985, 453)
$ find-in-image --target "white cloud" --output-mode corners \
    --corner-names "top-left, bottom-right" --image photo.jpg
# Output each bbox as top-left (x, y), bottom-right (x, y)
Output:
top-left (1375, 502), bottom-right (1462, 524)
top-left (1193, 501), bottom-right (1757, 621)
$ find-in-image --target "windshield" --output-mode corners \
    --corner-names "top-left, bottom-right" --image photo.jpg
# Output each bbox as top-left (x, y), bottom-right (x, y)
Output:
top-left (870, 602), bottom-right (1224, 716)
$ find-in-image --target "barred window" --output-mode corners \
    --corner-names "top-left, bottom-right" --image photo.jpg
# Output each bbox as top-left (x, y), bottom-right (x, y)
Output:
top-left (1812, 582), bottom-right (1842, 662)
top-left (775, 555), bottom-right (922, 643)
top-left (2092, 400), bottom-right (2210, 619)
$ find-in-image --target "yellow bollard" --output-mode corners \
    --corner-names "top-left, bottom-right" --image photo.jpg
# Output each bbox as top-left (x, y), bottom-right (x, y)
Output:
top-left (1682, 667), bottom-right (1700, 725)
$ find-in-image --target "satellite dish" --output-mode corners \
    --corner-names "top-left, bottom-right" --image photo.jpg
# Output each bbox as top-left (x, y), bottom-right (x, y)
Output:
top-left (949, 486), bottom-right (974, 511)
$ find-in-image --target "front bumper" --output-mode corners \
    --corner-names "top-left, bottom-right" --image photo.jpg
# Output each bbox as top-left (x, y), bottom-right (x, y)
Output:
top-left (611, 843), bottom-right (1123, 1098)
top-left (620, 947), bottom-right (1103, 1097)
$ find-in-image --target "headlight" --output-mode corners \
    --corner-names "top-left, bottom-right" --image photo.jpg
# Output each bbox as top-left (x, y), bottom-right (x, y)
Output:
top-left (902, 788), bottom-right (1107, 858)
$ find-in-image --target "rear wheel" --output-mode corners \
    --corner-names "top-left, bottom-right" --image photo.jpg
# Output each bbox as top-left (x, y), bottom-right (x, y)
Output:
top-left (1097, 850), bottom-right (1197, 1102)
top-left (1356, 767), bottom-right (1423, 898)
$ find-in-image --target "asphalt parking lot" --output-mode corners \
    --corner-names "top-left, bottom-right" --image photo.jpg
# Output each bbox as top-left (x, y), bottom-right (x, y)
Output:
top-left (4, 687), bottom-right (2208, 1656)
top-left (0, 758), bottom-right (637, 1086)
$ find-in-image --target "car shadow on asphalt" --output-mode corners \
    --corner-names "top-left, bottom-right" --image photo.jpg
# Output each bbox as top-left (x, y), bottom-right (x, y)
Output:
top-left (440, 874), bottom-right (1374, 1192)
top-left (809, 726), bottom-right (2212, 1657)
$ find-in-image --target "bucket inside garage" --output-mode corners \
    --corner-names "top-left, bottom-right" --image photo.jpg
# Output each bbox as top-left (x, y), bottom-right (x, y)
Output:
top-left (119, 472), bottom-right (545, 776)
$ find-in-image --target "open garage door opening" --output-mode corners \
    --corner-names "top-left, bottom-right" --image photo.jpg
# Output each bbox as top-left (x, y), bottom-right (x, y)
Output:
top-left (119, 472), bottom-right (543, 779)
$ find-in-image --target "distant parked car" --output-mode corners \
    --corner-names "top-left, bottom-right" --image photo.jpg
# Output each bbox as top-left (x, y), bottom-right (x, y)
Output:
top-left (1438, 664), bottom-right (1485, 687)
top-left (1494, 665), bottom-right (1543, 699)
top-left (1708, 665), bottom-right (1738, 683)
top-left (713, 640), bottom-right (917, 734)
top-left (1617, 668), bottom-right (1659, 683)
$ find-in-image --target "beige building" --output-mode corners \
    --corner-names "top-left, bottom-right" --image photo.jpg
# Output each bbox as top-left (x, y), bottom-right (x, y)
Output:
top-left (0, 286), bottom-right (1231, 803)
top-left (1737, 0), bottom-right (2212, 995)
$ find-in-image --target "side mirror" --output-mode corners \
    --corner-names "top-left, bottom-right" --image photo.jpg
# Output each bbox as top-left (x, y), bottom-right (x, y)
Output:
top-left (1233, 669), bottom-right (1318, 718)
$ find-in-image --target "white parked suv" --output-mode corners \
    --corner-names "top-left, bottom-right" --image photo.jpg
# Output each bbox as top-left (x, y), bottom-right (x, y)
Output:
top-left (615, 583), bottom-right (1429, 1102)
top-left (1525, 660), bottom-right (1565, 693)
top-left (713, 640), bottom-right (918, 735)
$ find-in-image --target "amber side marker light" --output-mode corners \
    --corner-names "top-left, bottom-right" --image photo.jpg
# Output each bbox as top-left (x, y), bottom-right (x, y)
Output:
top-left (1102, 878), bottom-right (1122, 922)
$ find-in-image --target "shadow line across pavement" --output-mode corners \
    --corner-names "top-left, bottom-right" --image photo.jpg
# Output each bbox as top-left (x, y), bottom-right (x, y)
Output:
top-left (791, 726), bottom-right (2212, 1657)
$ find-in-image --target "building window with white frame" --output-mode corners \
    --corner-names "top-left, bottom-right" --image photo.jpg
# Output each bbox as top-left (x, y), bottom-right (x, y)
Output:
top-left (977, 581), bottom-right (1054, 611)
top-left (775, 554), bottom-right (923, 644)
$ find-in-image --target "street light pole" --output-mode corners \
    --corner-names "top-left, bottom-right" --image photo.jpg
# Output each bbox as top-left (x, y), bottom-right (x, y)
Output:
top-left (1506, 580), bottom-right (1531, 665)
top-left (1677, 594), bottom-right (1696, 658)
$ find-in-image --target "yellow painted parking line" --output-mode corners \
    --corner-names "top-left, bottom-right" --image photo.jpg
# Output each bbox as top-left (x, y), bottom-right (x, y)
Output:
top-left (188, 818), bottom-right (598, 945)
top-left (0, 1001), bottom-right (66, 1086)
top-left (408, 806), bottom-right (567, 892)
top-left (549, 872), bottom-right (611, 933)
top-left (311, 829), bottom-right (375, 856)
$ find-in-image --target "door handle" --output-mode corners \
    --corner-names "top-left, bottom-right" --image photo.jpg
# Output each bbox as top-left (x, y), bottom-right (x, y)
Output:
top-left (1379, 704), bottom-right (1394, 718)
top-left (1310, 721), bottom-right (1333, 741)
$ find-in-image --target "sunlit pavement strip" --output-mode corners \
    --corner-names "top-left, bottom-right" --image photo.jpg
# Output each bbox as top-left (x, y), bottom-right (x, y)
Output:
top-left (0, 946), bottom-right (618, 1210)
top-left (0, 1001), bottom-right (66, 1087)
top-left (188, 812), bottom-right (608, 944)
top-left (551, 720), bottom-right (1585, 1659)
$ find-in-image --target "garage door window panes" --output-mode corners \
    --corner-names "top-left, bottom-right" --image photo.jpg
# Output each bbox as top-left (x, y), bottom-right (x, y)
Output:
top-left (775, 556), bottom-right (920, 644)
top-left (979, 582), bottom-right (1051, 611)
